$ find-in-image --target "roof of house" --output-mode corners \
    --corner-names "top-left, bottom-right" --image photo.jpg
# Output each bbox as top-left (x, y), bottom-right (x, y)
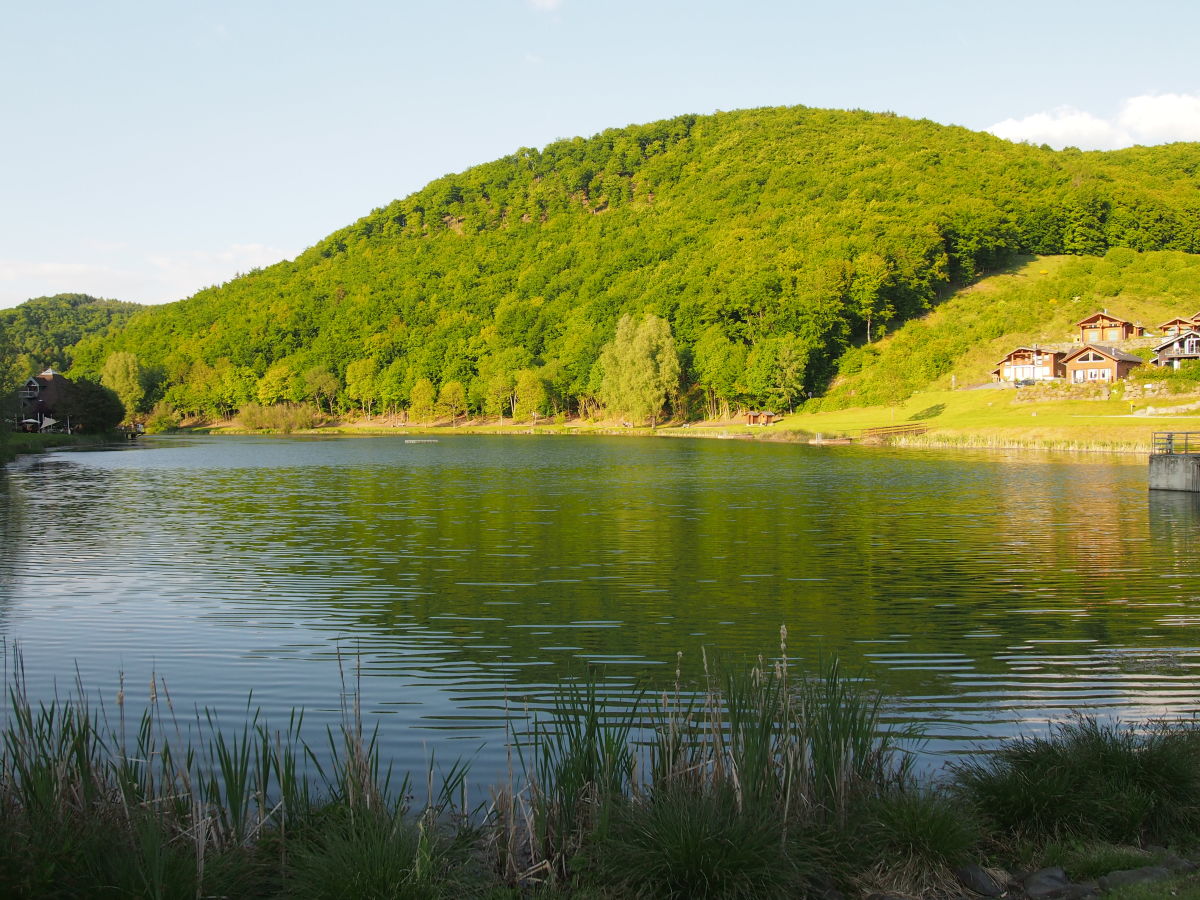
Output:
top-left (1064, 343), bottom-right (1145, 364)
top-left (1159, 317), bottom-right (1195, 327)
top-left (1076, 311), bottom-right (1131, 327)
top-left (993, 346), bottom-right (1064, 362)
top-left (1154, 330), bottom-right (1200, 351)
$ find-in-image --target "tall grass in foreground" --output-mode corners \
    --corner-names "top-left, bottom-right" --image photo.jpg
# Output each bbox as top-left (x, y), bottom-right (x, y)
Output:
top-left (521, 635), bottom-right (933, 897)
top-left (5, 636), bottom-right (1199, 898)
top-left (0, 650), bottom-right (475, 898)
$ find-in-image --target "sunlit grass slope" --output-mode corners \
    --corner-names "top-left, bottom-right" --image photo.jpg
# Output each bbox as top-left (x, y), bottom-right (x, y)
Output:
top-left (819, 250), bottom-right (1200, 410)
top-left (781, 386), bottom-right (1200, 451)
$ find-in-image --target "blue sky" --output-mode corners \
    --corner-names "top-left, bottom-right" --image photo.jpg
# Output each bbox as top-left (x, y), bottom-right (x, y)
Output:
top-left (2, 0), bottom-right (1198, 309)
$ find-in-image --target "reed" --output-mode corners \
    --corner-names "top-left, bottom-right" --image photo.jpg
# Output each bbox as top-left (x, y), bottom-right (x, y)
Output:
top-left (10, 639), bottom-right (1197, 898)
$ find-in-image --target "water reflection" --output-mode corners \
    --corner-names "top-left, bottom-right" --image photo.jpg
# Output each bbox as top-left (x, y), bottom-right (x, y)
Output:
top-left (1, 436), bottom-right (1198, 779)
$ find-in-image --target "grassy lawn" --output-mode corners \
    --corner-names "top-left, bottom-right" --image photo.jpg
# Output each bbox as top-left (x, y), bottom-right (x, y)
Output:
top-left (768, 385), bottom-right (1200, 451)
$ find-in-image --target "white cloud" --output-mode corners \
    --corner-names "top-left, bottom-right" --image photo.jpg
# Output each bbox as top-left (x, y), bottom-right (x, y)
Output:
top-left (1118, 93), bottom-right (1200, 143)
top-left (989, 107), bottom-right (1129, 150)
top-left (528, 0), bottom-right (562, 10)
top-left (988, 92), bottom-right (1200, 150)
top-left (0, 243), bottom-right (293, 309)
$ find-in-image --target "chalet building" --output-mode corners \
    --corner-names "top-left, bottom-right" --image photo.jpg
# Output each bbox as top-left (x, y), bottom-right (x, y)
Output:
top-left (1158, 317), bottom-right (1195, 336)
top-left (1062, 345), bottom-right (1144, 384)
top-left (1076, 312), bottom-right (1144, 343)
top-left (991, 347), bottom-right (1065, 383)
top-left (17, 368), bottom-right (71, 431)
top-left (746, 410), bottom-right (777, 425)
top-left (1152, 330), bottom-right (1200, 369)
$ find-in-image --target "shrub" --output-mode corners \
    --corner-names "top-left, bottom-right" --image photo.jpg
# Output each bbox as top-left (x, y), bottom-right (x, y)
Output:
top-left (238, 402), bottom-right (318, 433)
top-left (592, 784), bottom-right (802, 899)
top-left (952, 716), bottom-right (1200, 844)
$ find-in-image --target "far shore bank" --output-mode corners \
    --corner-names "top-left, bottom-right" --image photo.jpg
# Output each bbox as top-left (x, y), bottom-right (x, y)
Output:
top-left (165, 411), bottom-right (1165, 457)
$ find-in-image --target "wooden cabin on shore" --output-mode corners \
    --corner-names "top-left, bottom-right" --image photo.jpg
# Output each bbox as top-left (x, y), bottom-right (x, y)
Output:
top-left (1158, 317), bottom-right (1196, 337)
top-left (1062, 344), bottom-right (1144, 383)
top-left (992, 347), bottom-right (1066, 383)
top-left (1077, 312), bottom-right (1145, 344)
top-left (746, 410), bottom-right (778, 426)
top-left (1153, 331), bottom-right (1200, 369)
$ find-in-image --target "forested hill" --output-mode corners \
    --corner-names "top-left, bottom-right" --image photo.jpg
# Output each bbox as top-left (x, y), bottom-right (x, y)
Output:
top-left (72, 105), bottom-right (1200, 421)
top-left (2, 294), bottom-right (141, 375)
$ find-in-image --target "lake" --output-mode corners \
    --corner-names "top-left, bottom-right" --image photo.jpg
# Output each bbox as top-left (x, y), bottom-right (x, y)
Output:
top-left (2, 434), bottom-right (1198, 782)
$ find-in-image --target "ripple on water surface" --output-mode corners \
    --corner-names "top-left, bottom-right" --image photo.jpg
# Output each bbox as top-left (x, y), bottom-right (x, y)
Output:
top-left (1, 435), bottom-right (1199, 780)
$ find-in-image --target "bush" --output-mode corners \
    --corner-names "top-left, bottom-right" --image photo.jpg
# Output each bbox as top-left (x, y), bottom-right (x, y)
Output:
top-left (287, 809), bottom-right (469, 900)
top-left (144, 401), bottom-right (181, 433)
top-left (953, 716), bottom-right (1200, 844)
top-left (592, 785), bottom-right (802, 899)
top-left (238, 402), bottom-right (318, 433)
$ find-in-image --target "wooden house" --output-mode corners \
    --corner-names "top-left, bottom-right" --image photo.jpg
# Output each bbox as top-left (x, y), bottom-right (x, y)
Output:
top-left (1076, 312), bottom-right (1143, 343)
top-left (1062, 345), bottom-right (1144, 384)
top-left (746, 410), bottom-right (777, 426)
top-left (991, 347), bottom-right (1065, 382)
top-left (1152, 330), bottom-right (1200, 369)
top-left (1158, 316), bottom-right (1195, 336)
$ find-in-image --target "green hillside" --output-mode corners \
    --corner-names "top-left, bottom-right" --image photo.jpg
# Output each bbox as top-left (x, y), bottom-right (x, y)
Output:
top-left (70, 105), bottom-right (1200, 422)
top-left (2, 294), bottom-right (142, 376)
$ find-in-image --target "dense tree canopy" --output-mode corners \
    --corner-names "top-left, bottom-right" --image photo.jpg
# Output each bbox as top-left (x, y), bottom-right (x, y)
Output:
top-left (68, 106), bottom-right (1200, 420)
top-left (1, 294), bottom-right (140, 375)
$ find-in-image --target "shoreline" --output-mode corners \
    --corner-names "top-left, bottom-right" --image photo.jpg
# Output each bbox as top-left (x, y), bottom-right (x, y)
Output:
top-left (164, 416), bottom-right (1158, 458)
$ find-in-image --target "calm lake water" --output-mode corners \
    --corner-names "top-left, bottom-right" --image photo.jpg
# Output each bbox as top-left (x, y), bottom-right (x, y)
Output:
top-left (2, 434), bottom-right (1199, 781)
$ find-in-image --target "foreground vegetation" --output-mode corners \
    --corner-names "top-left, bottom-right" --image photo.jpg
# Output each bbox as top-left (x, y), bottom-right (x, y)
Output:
top-left (3, 641), bottom-right (1198, 898)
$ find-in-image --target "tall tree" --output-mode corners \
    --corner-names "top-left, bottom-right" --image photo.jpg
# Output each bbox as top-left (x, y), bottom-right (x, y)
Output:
top-left (513, 369), bottom-right (549, 421)
top-left (409, 377), bottom-right (436, 422)
top-left (598, 313), bottom-right (680, 426)
top-left (100, 351), bottom-right (146, 421)
top-left (437, 379), bottom-right (467, 423)
top-left (850, 253), bottom-right (894, 343)
top-left (345, 358), bottom-right (379, 415)
top-left (302, 366), bottom-right (339, 414)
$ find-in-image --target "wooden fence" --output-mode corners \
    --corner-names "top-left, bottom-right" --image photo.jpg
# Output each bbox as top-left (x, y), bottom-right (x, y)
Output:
top-left (859, 423), bottom-right (929, 441)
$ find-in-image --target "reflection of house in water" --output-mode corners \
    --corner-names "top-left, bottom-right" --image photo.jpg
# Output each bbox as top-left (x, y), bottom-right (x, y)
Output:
top-left (17, 368), bottom-right (72, 431)
top-left (988, 456), bottom-right (1142, 586)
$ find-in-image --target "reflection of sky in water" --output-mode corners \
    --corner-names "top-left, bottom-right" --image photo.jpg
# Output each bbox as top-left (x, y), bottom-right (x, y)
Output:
top-left (1, 435), bottom-right (1198, 782)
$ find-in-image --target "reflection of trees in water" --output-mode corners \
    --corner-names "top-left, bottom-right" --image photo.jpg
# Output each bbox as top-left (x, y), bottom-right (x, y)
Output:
top-left (6, 440), bottom-right (1197, 734)
top-left (165, 448), bottom-right (1193, 706)
top-left (0, 471), bottom-right (22, 629)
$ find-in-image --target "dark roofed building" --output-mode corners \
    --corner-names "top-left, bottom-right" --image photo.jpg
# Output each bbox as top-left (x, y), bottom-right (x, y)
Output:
top-left (18, 368), bottom-right (72, 431)
top-left (1153, 331), bottom-right (1200, 370)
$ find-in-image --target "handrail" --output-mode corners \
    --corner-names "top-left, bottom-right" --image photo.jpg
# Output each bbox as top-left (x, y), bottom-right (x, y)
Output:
top-left (860, 423), bottom-right (929, 440)
top-left (1151, 432), bottom-right (1200, 455)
